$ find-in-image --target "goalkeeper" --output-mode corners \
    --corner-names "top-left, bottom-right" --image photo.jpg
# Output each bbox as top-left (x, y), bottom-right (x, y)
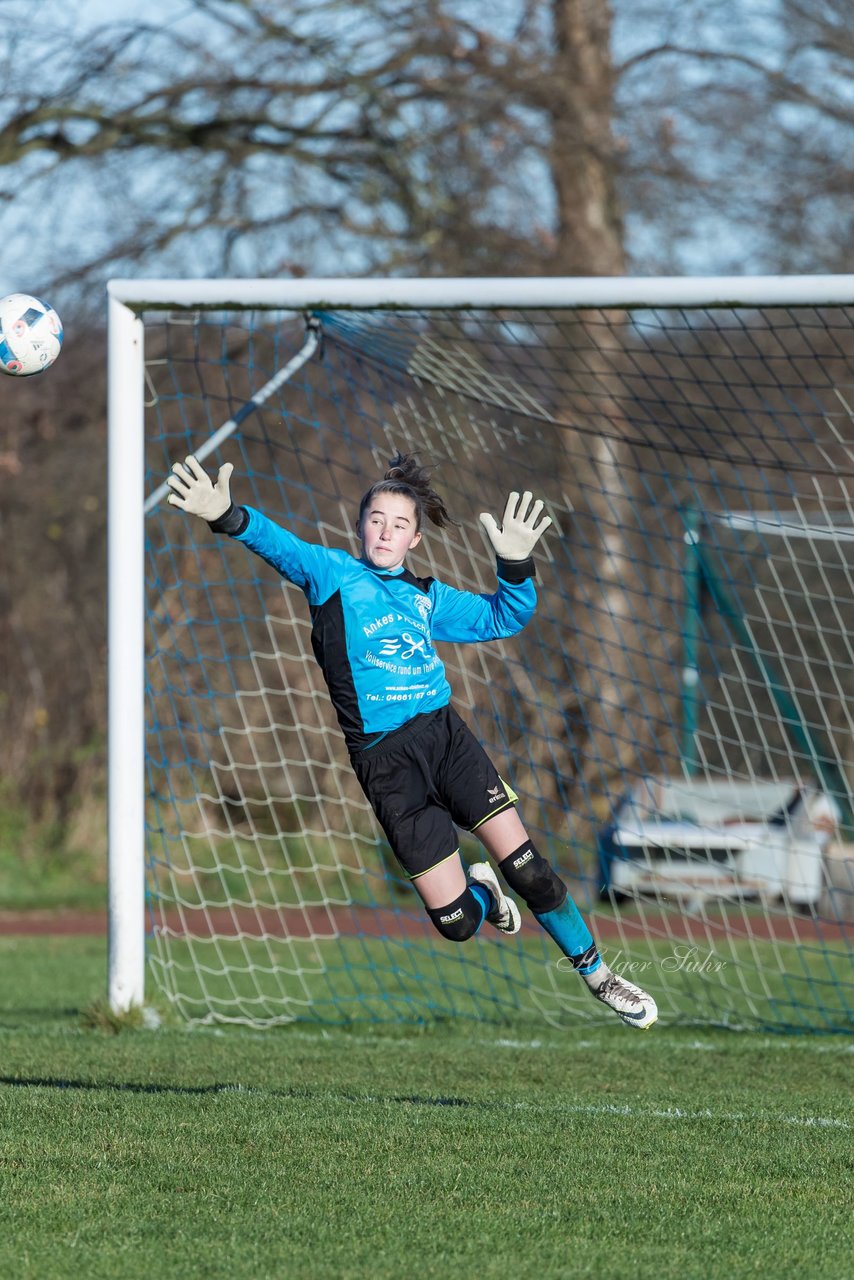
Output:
top-left (167, 451), bottom-right (658, 1030)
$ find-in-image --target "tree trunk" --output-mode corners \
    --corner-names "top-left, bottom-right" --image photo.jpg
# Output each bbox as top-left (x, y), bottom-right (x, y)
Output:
top-left (544, 3), bottom-right (644, 849)
top-left (549, 0), bottom-right (626, 275)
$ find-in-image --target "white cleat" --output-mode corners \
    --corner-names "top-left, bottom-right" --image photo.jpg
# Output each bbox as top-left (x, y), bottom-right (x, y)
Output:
top-left (590, 971), bottom-right (659, 1030)
top-left (469, 862), bottom-right (522, 935)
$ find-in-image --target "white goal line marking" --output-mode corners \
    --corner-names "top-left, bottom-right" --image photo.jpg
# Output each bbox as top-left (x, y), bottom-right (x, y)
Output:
top-left (509, 1101), bottom-right (850, 1129)
top-left (194, 1025), bottom-right (854, 1057)
top-left (174, 1031), bottom-right (852, 1129)
top-left (206, 1081), bottom-right (850, 1130)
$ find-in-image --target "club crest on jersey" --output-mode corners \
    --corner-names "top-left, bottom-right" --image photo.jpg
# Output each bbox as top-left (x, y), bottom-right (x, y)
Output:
top-left (414, 594), bottom-right (432, 622)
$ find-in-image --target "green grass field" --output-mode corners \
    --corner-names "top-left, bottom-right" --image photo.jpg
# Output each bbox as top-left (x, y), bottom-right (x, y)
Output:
top-left (1, 935), bottom-right (852, 1280)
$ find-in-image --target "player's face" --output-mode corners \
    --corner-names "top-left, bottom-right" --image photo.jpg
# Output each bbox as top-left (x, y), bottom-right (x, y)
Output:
top-left (360, 494), bottom-right (422, 570)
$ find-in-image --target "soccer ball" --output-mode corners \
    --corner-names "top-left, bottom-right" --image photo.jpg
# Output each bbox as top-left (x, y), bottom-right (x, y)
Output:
top-left (0, 293), bottom-right (63, 377)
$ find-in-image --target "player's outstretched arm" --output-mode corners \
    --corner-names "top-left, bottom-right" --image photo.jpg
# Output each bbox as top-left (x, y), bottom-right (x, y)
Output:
top-left (166, 455), bottom-right (346, 599)
top-left (478, 491), bottom-right (552, 564)
top-left (431, 492), bottom-right (552, 644)
top-left (167, 455), bottom-right (246, 533)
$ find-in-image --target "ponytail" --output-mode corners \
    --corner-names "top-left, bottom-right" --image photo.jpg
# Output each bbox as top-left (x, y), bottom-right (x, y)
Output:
top-left (358, 451), bottom-right (455, 532)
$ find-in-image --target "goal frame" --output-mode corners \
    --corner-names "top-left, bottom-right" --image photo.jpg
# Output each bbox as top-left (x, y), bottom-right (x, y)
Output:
top-left (106, 273), bottom-right (854, 1013)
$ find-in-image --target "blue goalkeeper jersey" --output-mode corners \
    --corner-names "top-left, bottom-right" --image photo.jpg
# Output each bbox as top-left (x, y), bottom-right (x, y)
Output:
top-left (234, 506), bottom-right (537, 754)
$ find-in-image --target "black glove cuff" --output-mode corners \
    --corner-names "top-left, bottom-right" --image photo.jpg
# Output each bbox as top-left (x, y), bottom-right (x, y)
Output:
top-left (496, 555), bottom-right (536, 583)
top-left (208, 503), bottom-right (249, 536)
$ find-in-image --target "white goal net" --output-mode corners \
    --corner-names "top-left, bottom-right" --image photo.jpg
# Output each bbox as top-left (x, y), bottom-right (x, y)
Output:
top-left (107, 277), bottom-right (854, 1032)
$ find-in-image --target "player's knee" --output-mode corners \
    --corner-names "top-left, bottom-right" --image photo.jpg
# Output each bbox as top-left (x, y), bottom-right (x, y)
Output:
top-left (498, 841), bottom-right (567, 913)
top-left (427, 887), bottom-right (483, 942)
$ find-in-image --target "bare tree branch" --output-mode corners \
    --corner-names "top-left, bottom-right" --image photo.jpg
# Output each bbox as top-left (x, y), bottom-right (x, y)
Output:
top-left (0, 0), bottom-right (849, 291)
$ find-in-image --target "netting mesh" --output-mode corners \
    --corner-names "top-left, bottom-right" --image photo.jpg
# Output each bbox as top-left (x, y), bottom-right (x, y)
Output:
top-left (142, 300), bottom-right (854, 1031)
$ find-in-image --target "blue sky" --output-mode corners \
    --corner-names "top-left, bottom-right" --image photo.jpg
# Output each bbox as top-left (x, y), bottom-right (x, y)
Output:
top-left (0, 1), bottom-right (847, 307)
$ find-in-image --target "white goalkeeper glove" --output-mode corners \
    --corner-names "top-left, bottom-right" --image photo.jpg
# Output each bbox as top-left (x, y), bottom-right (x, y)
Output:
top-left (167, 455), bottom-right (234, 522)
top-left (479, 491), bottom-right (552, 561)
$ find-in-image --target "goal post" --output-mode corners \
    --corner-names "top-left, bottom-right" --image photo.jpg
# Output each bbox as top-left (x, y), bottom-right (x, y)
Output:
top-left (107, 291), bottom-right (145, 1013)
top-left (107, 275), bottom-right (854, 1031)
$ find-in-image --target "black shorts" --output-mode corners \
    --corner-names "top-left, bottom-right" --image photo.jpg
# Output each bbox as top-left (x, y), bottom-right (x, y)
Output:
top-left (350, 705), bottom-right (518, 880)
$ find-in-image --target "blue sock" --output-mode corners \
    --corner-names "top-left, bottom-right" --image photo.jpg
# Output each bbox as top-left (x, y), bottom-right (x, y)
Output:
top-left (468, 882), bottom-right (491, 931)
top-left (535, 898), bottom-right (603, 976)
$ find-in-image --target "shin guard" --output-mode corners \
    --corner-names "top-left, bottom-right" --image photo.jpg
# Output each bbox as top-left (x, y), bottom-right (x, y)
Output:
top-left (427, 885), bottom-right (488, 943)
top-left (498, 841), bottom-right (566, 913)
top-left (499, 841), bottom-right (601, 970)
